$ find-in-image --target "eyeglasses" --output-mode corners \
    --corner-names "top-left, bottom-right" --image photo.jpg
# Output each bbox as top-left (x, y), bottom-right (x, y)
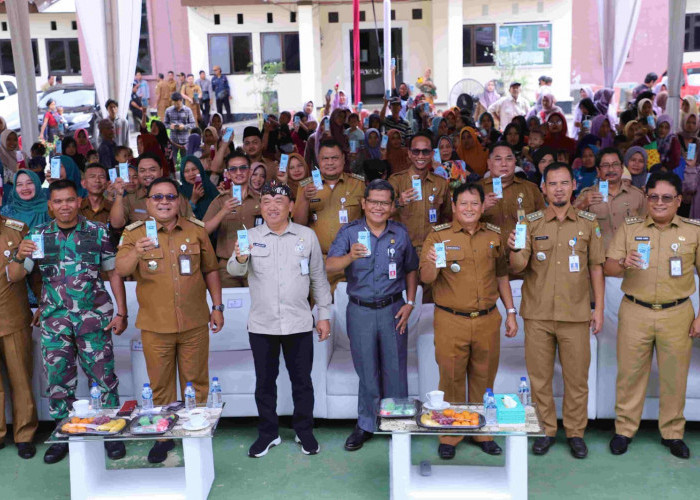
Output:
top-left (148, 193), bottom-right (178, 202)
top-left (365, 199), bottom-right (392, 208)
top-left (599, 162), bottom-right (622, 169)
top-left (410, 148), bottom-right (433, 157)
top-left (548, 119), bottom-right (563, 125)
top-left (227, 166), bottom-right (249, 172)
top-left (647, 194), bottom-right (677, 204)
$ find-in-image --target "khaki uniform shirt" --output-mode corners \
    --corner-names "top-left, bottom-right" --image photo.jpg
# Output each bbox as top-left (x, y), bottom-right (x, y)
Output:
top-left (480, 176), bottom-right (546, 246)
top-left (116, 216), bottom-right (219, 333)
top-left (296, 172), bottom-right (365, 254)
top-left (575, 183), bottom-right (646, 250)
top-left (607, 215), bottom-right (700, 304)
top-left (121, 187), bottom-right (193, 225)
top-left (181, 82), bottom-right (202, 122)
top-left (0, 217), bottom-right (32, 336)
top-left (202, 190), bottom-right (262, 260)
top-left (80, 197), bottom-right (113, 225)
top-left (420, 220), bottom-right (506, 312)
top-left (389, 169), bottom-right (452, 248)
top-left (510, 206), bottom-right (605, 322)
top-left (227, 221), bottom-right (332, 335)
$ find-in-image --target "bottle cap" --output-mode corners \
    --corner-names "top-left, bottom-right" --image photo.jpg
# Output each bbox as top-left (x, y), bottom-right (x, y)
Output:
top-left (186, 381), bottom-right (193, 386)
top-left (521, 377), bottom-right (527, 381)
top-left (213, 377), bottom-right (219, 381)
top-left (486, 388), bottom-right (492, 393)
top-left (92, 382), bottom-right (98, 387)
top-left (143, 383), bottom-right (150, 387)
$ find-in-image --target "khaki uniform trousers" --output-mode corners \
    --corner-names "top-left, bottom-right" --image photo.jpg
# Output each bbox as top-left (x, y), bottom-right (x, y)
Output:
top-left (218, 259), bottom-right (247, 288)
top-left (141, 325), bottom-right (209, 406)
top-left (615, 298), bottom-right (694, 439)
top-left (524, 320), bottom-right (590, 438)
top-left (434, 306), bottom-right (501, 445)
top-left (0, 327), bottom-right (38, 443)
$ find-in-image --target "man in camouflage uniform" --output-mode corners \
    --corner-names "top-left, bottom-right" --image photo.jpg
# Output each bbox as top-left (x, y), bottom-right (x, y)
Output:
top-left (9, 180), bottom-right (128, 465)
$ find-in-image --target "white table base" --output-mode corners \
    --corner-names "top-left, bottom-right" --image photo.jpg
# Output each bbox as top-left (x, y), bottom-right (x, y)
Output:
top-left (68, 437), bottom-right (214, 500)
top-left (390, 433), bottom-right (528, 500)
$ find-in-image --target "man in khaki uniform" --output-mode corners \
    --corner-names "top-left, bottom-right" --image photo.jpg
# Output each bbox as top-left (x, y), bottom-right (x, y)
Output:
top-left (605, 171), bottom-right (700, 459)
top-left (203, 152), bottom-right (262, 287)
top-left (116, 177), bottom-right (223, 464)
top-left (80, 164), bottom-right (113, 224)
top-left (509, 162), bottom-right (605, 459)
top-left (293, 139), bottom-right (365, 289)
top-left (181, 74), bottom-right (202, 124)
top-left (420, 183), bottom-right (518, 460)
top-left (574, 147), bottom-right (646, 249)
top-left (390, 132), bottom-right (452, 254)
top-left (0, 216), bottom-right (39, 459)
top-left (109, 153), bottom-right (193, 229)
top-left (157, 71), bottom-right (177, 120)
top-left (481, 142), bottom-right (546, 249)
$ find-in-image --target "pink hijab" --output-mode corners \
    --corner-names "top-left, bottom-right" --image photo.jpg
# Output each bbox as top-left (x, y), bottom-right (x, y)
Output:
top-left (74, 128), bottom-right (93, 155)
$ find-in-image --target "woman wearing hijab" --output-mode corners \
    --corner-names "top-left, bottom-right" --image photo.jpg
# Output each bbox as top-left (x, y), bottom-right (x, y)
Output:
top-left (248, 162), bottom-right (267, 195)
top-left (456, 126), bottom-right (488, 176)
top-left (384, 129), bottom-right (410, 174)
top-left (590, 115), bottom-right (615, 149)
top-left (147, 120), bottom-right (174, 176)
top-left (476, 79), bottom-right (501, 118)
top-left (543, 111), bottom-right (576, 162)
top-left (502, 123), bottom-right (526, 161)
top-left (573, 87), bottom-right (594, 138)
top-left (624, 146), bottom-right (649, 189)
top-left (682, 96), bottom-right (699, 116)
top-left (139, 133), bottom-right (170, 178)
top-left (572, 139), bottom-right (599, 196)
top-left (530, 146), bottom-right (557, 187)
top-left (52, 155), bottom-right (88, 198)
top-left (655, 114), bottom-right (681, 171)
top-left (1, 169), bottom-right (49, 228)
top-left (0, 129), bottom-right (25, 186)
top-left (179, 155), bottom-right (218, 220)
top-left (303, 101), bottom-right (315, 122)
top-left (305, 116), bottom-right (332, 168)
top-left (209, 112), bottom-right (224, 140)
top-left (593, 88), bottom-right (614, 117)
top-left (477, 112), bottom-right (502, 146)
top-left (349, 128), bottom-right (382, 174)
top-left (74, 128), bottom-right (94, 157)
top-left (677, 112), bottom-right (699, 155)
top-left (433, 135), bottom-right (477, 189)
top-left (527, 88), bottom-right (563, 124)
top-left (654, 91), bottom-right (668, 116)
top-left (429, 116), bottom-right (448, 142)
top-left (61, 136), bottom-right (86, 172)
top-left (332, 90), bottom-right (352, 112)
top-left (186, 133), bottom-right (202, 157)
top-left (278, 153), bottom-right (310, 196)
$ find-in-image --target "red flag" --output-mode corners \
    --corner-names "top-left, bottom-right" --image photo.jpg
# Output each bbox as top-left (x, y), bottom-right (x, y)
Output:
top-left (353, 0), bottom-right (361, 105)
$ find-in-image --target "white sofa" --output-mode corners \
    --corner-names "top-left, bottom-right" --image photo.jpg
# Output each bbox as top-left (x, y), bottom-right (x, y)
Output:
top-left (596, 276), bottom-right (700, 421)
top-left (325, 283), bottom-right (427, 418)
top-left (417, 280), bottom-right (598, 420)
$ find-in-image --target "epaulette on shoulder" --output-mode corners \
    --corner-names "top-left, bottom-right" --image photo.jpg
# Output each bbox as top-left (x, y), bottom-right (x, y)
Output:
top-left (578, 210), bottom-right (597, 221)
top-left (4, 218), bottom-right (25, 231)
top-left (299, 177), bottom-right (313, 187)
top-left (349, 173), bottom-right (365, 182)
top-left (525, 211), bottom-right (543, 222)
top-left (625, 216), bottom-right (645, 225)
top-left (485, 223), bottom-right (501, 234)
top-left (188, 217), bottom-right (205, 228)
top-left (432, 223), bottom-right (452, 231)
top-left (125, 221), bottom-right (145, 231)
top-left (681, 217), bottom-right (700, 227)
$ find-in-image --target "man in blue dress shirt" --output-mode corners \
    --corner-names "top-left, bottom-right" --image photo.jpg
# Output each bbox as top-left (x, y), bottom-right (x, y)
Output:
top-left (327, 179), bottom-right (419, 451)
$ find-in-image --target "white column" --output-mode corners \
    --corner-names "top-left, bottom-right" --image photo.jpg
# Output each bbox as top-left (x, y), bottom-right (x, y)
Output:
top-left (299, 2), bottom-right (320, 104)
top-left (383, 0), bottom-right (391, 93)
top-left (6, 0), bottom-right (39, 151)
top-left (668, 0), bottom-right (687, 130)
top-left (432, 0), bottom-right (462, 104)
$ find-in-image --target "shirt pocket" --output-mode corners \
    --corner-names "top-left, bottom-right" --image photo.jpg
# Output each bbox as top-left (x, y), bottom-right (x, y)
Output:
top-left (139, 247), bottom-right (166, 276)
top-left (532, 237), bottom-right (553, 264)
top-left (250, 244), bottom-right (273, 272)
top-left (573, 233), bottom-right (590, 257)
top-left (679, 242), bottom-right (697, 272)
top-left (181, 242), bottom-right (201, 274)
top-left (445, 247), bottom-right (465, 263)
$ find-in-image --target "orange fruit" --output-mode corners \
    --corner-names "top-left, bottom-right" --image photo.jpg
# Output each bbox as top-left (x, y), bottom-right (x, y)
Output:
top-left (443, 409), bottom-right (455, 417)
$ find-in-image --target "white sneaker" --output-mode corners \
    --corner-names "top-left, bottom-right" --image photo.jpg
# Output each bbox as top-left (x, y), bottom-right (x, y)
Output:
top-left (295, 434), bottom-right (320, 455)
top-left (248, 436), bottom-right (282, 458)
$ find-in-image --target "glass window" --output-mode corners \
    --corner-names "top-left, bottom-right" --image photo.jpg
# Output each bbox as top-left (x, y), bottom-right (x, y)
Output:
top-left (136, 0), bottom-right (152, 74)
top-left (232, 35), bottom-right (252, 73)
top-left (463, 25), bottom-right (495, 66)
top-left (262, 33), bottom-right (282, 65)
top-left (685, 14), bottom-right (700, 51)
top-left (46, 39), bottom-right (81, 75)
top-left (283, 33), bottom-right (300, 72)
top-left (208, 34), bottom-right (251, 74)
top-left (2, 40), bottom-right (40, 76)
top-left (209, 35), bottom-right (231, 74)
top-left (37, 88), bottom-right (96, 109)
top-left (5, 81), bottom-right (16, 95)
top-left (260, 33), bottom-right (299, 72)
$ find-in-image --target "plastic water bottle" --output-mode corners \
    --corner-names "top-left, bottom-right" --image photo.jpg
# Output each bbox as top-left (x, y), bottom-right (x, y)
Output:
top-left (185, 382), bottom-right (197, 411)
top-left (209, 377), bottom-right (223, 408)
top-left (518, 377), bottom-right (531, 407)
top-left (90, 382), bottom-right (102, 411)
top-left (141, 383), bottom-right (154, 410)
top-left (485, 391), bottom-right (498, 425)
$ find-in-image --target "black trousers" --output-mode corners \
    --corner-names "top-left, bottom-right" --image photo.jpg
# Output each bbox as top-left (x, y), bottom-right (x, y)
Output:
top-left (200, 98), bottom-right (211, 126)
top-left (248, 331), bottom-right (314, 439)
top-left (216, 97), bottom-right (232, 122)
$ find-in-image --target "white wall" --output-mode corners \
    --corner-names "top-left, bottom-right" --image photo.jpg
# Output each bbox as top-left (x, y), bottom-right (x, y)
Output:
top-left (0, 12), bottom-right (83, 89)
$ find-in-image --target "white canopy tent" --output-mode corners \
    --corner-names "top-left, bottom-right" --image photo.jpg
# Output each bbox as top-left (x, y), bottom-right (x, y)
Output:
top-left (7, 0), bottom-right (141, 153)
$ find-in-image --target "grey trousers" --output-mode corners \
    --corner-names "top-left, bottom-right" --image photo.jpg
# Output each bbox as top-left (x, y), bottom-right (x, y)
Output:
top-left (347, 300), bottom-right (408, 432)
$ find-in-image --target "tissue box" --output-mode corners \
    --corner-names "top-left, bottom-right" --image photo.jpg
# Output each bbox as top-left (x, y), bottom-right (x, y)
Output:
top-left (494, 393), bottom-right (526, 424)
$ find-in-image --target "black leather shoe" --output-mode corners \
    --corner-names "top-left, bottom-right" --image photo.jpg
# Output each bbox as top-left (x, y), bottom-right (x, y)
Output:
top-left (567, 437), bottom-right (588, 459)
top-left (104, 441), bottom-right (126, 460)
top-left (16, 442), bottom-right (36, 459)
top-left (475, 440), bottom-right (502, 455)
top-left (344, 426), bottom-right (373, 451)
top-left (438, 443), bottom-right (456, 459)
top-left (662, 439), bottom-right (690, 459)
top-left (44, 443), bottom-right (69, 464)
top-left (147, 440), bottom-right (175, 464)
top-left (532, 436), bottom-right (556, 455)
top-left (609, 434), bottom-right (631, 455)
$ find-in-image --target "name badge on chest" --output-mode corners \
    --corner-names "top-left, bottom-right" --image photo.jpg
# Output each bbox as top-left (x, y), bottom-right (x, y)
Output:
top-left (429, 208), bottom-right (437, 223)
top-left (300, 258), bottom-right (310, 275)
top-left (670, 243), bottom-right (682, 278)
top-left (568, 238), bottom-right (579, 273)
top-left (179, 253), bottom-right (192, 275)
top-left (388, 247), bottom-right (397, 279)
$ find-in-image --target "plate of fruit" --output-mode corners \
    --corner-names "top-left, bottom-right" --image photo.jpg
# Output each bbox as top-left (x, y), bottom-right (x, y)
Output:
top-left (128, 413), bottom-right (179, 435)
top-left (416, 407), bottom-right (485, 429)
top-left (60, 416), bottom-right (129, 436)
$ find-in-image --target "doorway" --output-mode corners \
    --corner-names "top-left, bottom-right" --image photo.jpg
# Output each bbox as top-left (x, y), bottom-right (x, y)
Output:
top-left (349, 28), bottom-right (403, 103)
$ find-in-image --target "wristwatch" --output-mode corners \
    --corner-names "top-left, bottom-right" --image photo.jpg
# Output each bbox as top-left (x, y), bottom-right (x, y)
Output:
top-left (506, 308), bottom-right (517, 315)
top-left (406, 300), bottom-right (415, 307)
top-left (10, 250), bottom-right (25, 264)
top-left (212, 304), bottom-right (225, 312)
